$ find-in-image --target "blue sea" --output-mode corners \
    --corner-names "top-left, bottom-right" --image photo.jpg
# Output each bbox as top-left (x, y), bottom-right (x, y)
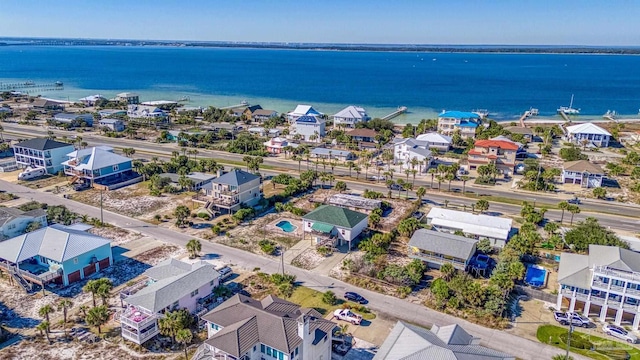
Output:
top-left (1, 46), bottom-right (639, 123)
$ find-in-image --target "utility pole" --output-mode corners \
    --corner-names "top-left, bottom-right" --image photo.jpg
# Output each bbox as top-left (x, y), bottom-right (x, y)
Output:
top-left (565, 323), bottom-right (574, 359)
top-left (100, 189), bottom-right (104, 225)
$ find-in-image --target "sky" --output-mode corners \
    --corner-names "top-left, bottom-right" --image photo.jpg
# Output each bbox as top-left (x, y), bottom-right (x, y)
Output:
top-left (1, 0), bottom-right (639, 46)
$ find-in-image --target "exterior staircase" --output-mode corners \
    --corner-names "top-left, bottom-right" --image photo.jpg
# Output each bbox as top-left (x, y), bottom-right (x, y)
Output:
top-left (11, 271), bottom-right (33, 292)
top-left (69, 175), bottom-right (79, 184)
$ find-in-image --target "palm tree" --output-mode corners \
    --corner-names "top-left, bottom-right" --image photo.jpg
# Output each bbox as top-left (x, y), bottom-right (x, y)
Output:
top-left (57, 299), bottom-right (73, 325)
top-left (79, 305), bottom-right (89, 319)
top-left (86, 305), bottom-right (110, 334)
top-left (568, 205), bottom-right (581, 225)
top-left (558, 201), bottom-right (569, 223)
top-left (461, 176), bottom-right (470, 194)
top-left (36, 322), bottom-right (51, 343)
top-left (445, 173), bottom-right (455, 192)
top-left (436, 175), bottom-right (444, 192)
top-left (83, 279), bottom-right (100, 307)
top-left (38, 305), bottom-right (55, 331)
top-left (186, 239), bottom-right (202, 259)
top-left (428, 168), bottom-right (437, 189)
top-left (176, 329), bottom-right (193, 359)
top-left (96, 278), bottom-right (113, 306)
top-left (440, 263), bottom-right (456, 281)
top-left (416, 186), bottom-right (426, 203)
top-left (346, 161), bottom-right (354, 177)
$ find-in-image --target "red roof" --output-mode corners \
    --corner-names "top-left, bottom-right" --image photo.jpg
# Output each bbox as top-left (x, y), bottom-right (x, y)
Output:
top-left (473, 139), bottom-right (519, 150)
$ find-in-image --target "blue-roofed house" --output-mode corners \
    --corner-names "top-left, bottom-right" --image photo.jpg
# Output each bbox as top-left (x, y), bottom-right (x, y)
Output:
top-left (0, 224), bottom-right (113, 288)
top-left (62, 146), bottom-right (136, 188)
top-left (294, 115), bottom-right (325, 142)
top-left (437, 110), bottom-right (482, 139)
top-left (197, 169), bottom-right (262, 214)
top-left (51, 113), bottom-right (94, 128)
top-left (287, 104), bottom-right (323, 123)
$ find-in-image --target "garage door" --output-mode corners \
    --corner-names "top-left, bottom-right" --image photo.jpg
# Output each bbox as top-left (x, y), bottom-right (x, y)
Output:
top-left (83, 264), bottom-right (97, 277)
top-left (67, 270), bottom-right (81, 284)
top-left (98, 258), bottom-right (110, 271)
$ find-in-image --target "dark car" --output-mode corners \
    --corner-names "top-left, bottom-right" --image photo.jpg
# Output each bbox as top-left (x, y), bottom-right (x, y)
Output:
top-left (568, 197), bottom-right (581, 204)
top-left (344, 292), bottom-right (367, 304)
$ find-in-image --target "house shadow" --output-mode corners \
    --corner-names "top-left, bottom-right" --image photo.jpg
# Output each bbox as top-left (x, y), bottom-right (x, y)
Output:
top-left (601, 178), bottom-right (620, 189)
top-left (341, 347), bottom-right (376, 360)
top-left (200, 253), bottom-right (220, 260)
top-left (0, 301), bottom-right (40, 330)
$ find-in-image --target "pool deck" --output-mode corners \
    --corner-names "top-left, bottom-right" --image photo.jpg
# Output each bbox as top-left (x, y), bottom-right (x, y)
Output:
top-left (525, 264), bottom-right (548, 288)
top-left (266, 217), bottom-right (304, 238)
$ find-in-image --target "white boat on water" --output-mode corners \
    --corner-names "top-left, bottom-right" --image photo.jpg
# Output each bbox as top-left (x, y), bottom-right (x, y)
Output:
top-left (558, 94), bottom-right (580, 115)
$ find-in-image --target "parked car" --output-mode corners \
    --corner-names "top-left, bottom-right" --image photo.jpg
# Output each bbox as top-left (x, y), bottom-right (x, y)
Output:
top-left (217, 266), bottom-right (233, 280)
top-left (344, 292), bottom-right (367, 304)
top-left (333, 309), bottom-right (362, 325)
top-left (568, 197), bottom-right (581, 204)
top-left (390, 183), bottom-right (402, 191)
top-left (603, 324), bottom-right (638, 343)
top-left (566, 312), bottom-right (592, 328)
top-left (553, 311), bottom-right (570, 325)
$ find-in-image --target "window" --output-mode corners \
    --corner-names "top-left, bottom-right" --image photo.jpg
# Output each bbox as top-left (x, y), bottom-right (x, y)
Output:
top-left (113, 164), bottom-right (119, 172)
top-left (73, 257), bottom-right (79, 264)
top-left (295, 348), bottom-right (298, 356)
top-left (210, 280), bottom-right (215, 286)
top-left (173, 301), bottom-right (179, 309)
top-left (211, 323), bottom-right (220, 330)
top-left (190, 289), bottom-right (199, 297)
top-left (253, 346), bottom-right (256, 352)
top-left (261, 344), bottom-right (265, 353)
top-left (267, 347), bottom-right (272, 356)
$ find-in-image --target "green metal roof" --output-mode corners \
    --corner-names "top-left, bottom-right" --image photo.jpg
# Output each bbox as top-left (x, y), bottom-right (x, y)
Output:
top-left (303, 205), bottom-right (367, 229)
top-left (311, 222), bottom-right (334, 233)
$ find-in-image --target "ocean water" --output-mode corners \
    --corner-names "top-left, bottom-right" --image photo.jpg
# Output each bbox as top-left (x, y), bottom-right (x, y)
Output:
top-left (1, 46), bottom-right (639, 123)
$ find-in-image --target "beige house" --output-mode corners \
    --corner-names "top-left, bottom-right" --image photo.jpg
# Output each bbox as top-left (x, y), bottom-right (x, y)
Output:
top-left (467, 139), bottom-right (518, 175)
top-left (198, 170), bottom-right (262, 214)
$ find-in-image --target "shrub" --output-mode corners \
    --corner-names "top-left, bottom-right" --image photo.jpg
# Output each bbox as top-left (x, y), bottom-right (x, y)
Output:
top-left (322, 291), bottom-right (338, 305)
top-left (197, 212), bottom-right (210, 220)
top-left (559, 333), bottom-right (593, 350)
top-left (316, 246), bottom-right (332, 256)
top-left (258, 240), bottom-right (276, 255)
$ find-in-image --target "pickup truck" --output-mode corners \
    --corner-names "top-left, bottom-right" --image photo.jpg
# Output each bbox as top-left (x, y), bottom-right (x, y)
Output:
top-left (333, 309), bottom-right (362, 325)
top-left (553, 311), bottom-right (570, 325)
top-left (555, 311), bottom-right (591, 327)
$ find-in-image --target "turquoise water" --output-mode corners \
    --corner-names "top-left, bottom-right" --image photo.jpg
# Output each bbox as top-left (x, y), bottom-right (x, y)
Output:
top-left (525, 265), bottom-right (547, 287)
top-left (2, 46), bottom-right (640, 122)
top-left (275, 220), bottom-right (297, 233)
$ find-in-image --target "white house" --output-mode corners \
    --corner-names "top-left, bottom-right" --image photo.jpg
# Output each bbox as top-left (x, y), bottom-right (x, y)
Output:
top-left (120, 259), bottom-right (221, 344)
top-left (294, 115), bottom-right (325, 142)
top-left (127, 104), bottom-right (168, 122)
top-left (78, 94), bottom-right (106, 106)
top-left (393, 138), bottom-right (433, 171)
top-left (115, 92), bottom-right (140, 104)
top-left (98, 118), bottom-right (125, 132)
top-left (561, 160), bottom-right (606, 188)
top-left (557, 245), bottom-right (640, 331)
top-left (302, 205), bottom-right (368, 250)
top-left (197, 294), bottom-right (336, 360)
top-left (332, 105), bottom-right (370, 128)
top-left (374, 322), bottom-right (514, 360)
top-left (287, 105), bottom-right (322, 123)
top-left (415, 132), bottom-right (453, 152)
top-left (13, 138), bottom-right (75, 174)
top-left (0, 207), bottom-right (47, 240)
top-left (565, 123), bottom-right (612, 148)
top-left (426, 207), bottom-right (512, 248)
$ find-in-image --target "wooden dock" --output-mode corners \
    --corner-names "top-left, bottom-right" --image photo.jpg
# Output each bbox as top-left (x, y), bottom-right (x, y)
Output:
top-left (381, 106), bottom-right (407, 121)
top-left (220, 102), bottom-right (249, 110)
top-left (0, 81), bottom-right (64, 94)
top-left (558, 111), bottom-right (570, 122)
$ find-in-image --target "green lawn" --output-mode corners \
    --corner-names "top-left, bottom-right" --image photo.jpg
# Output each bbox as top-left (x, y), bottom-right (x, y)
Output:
top-left (288, 286), bottom-right (376, 320)
top-left (537, 325), bottom-right (640, 360)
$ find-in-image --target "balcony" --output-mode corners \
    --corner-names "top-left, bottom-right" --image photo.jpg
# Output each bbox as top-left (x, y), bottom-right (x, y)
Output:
top-left (623, 303), bottom-right (639, 312)
top-left (410, 251), bottom-right (467, 270)
top-left (607, 299), bottom-right (622, 307)
top-left (594, 265), bottom-right (640, 283)
top-left (218, 189), bottom-right (239, 196)
top-left (121, 323), bottom-right (159, 344)
top-left (592, 280), bottom-right (609, 290)
top-left (212, 196), bottom-right (240, 207)
top-left (590, 296), bottom-right (606, 305)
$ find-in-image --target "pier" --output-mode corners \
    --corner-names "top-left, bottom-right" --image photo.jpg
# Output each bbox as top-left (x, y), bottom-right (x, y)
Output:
top-left (0, 81), bottom-right (64, 94)
top-left (220, 101), bottom-right (249, 110)
top-left (518, 108), bottom-right (538, 127)
top-left (381, 106), bottom-right (408, 121)
top-left (558, 111), bottom-right (570, 122)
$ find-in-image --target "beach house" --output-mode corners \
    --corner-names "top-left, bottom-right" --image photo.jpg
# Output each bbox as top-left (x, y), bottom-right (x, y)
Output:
top-left (426, 208), bottom-right (512, 248)
top-left (78, 94), bottom-right (106, 106)
top-left (62, 146), bottom-right (136, 188)
top-left (0, 224), bottom-right (113, 289)
top-left (264, 137), bottom-right (297, 154)
top-left (556, 245), bottom-right (640, 331)
top-left (30, 98), bottom-right (65, 111)
top-left (393, 138), bottom-right (433, 171)
top-left (408, 229), bottom-right (478, 270)
top-left (198, 169), bottom-right (262, 214)
top-left (415, 132), bottom-right (453, 152)
top-left (252, 109), bottom-right (278, 122)
top-left (565, 123), bottom-right (612, 148)
top-left (119, 259), bottom-right (221, 344)
top-left (0, 207), bottom-right (47, 240)
top-left (127, 104), bottom-right (168, 123)
top-left (13, 138), bottom-right (75, 174)
top-left (302, 205), bottom-right (368, 250)
top-left (197, 294), bottom-right (336, 360)
top-left (437, 111), bottom-right (481, 139)
top-left (98, 118), bottom-right (125, 132)
top-left (287, 105), bottom-right (323, 123)
top-left (561, 160), bottom-right (606, 188)
top-left (51, 113), bottom-right (94, 128)
top-left (157, 172), bottom-right (216, 191)
top-left (310, 148), bottom-right (355, 161)
top-left (115, 92), bottom-right (140, 104)
top-left (332, 105), bottom-right (370, 128)
top-left (374, 322), bottom-right (514, 360)
top-left (294, 115), bottom-right (325, 142)
top-left (467, 139), bottom-right (519, 175)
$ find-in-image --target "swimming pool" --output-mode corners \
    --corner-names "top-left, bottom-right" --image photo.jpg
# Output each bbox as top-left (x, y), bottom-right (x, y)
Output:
top-left (275, 220), bottom-right (297, 233)
top-left (525, 265), bottom-right (547, 288)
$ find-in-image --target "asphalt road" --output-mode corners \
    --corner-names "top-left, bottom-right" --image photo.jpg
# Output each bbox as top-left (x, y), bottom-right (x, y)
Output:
top-left (2, 122), bottom-right (637, 218)
top-left (0, 179), bottom-right (586, 360)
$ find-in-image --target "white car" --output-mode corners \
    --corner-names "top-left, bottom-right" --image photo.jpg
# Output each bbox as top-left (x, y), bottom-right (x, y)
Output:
top-left (333, 309), bottom-right (362, 325)
top-left (603, 324), bottom-right (638, 343)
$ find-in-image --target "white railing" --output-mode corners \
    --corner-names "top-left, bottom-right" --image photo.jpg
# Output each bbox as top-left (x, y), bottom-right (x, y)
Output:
top-left (122, 325), bottom-right (159, 344)
top-left (594, 265), bottom-right (640, 283)
top-left (623, 303), bottom-right (639, 312)
top-left (590, 297), bottom-right (605, 305)
top-left (120, 310), bottom-right (158, 330)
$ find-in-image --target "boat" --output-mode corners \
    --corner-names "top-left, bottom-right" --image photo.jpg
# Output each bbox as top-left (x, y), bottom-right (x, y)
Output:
top-left (472, 109), bottom-right (489, 118)
top-left (557, 94), bottom-right (580, 115)
top-left (603, 110), bottom-right (617, 120)
top-left (529, 107), bottom-right (539, 116)
top-left (55, 81), bottom-right (63, 86)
